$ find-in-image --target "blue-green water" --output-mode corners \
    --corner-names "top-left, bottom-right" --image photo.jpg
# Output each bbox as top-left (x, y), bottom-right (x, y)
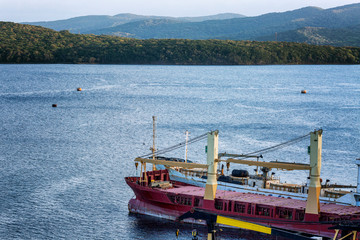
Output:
top-left (0, 64), bottom-right (359, 239)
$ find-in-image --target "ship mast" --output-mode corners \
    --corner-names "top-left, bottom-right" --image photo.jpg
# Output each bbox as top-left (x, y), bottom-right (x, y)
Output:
top-left (203, 130), bottom-right (219, 240)
top-left (356, 158), bottom-right (360, 195)
top-left (204, 130), bottom-right (219, 201)
top-left (140, 116), bottom-right (156, 184)
top-left (152, 116), bottom-right (156, 171)
top-left (305, 129), bottom-right (322, 221)
top-left (185, 130), bottom-right (189, 163)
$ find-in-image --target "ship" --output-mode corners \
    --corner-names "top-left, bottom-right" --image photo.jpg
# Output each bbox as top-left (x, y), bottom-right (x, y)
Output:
top-left (126, 130), bottom-right (360, 239)
top-left (144, 120), bottom-right (357, 205)
top-left (159, 154), bottom-right (358, 205)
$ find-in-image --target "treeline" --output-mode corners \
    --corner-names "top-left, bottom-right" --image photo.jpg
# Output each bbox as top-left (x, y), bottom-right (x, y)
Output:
top-left (1, 22), bottom-right (360, 65)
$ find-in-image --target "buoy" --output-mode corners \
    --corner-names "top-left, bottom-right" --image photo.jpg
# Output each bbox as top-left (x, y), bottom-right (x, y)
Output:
top-left (52, 104), bottom-right (57, 107)
top-left (77, 87), bottom-right (82, 91)
top-left (301, 90), bottom-right (307, 94)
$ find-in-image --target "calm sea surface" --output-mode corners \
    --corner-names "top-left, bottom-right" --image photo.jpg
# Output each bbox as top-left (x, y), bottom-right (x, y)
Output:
top-left (0, 64), bottom-right (359, 239)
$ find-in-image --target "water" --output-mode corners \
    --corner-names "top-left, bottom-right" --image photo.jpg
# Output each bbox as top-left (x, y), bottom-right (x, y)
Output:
top-left (0, 64), bottom-right (359, 239)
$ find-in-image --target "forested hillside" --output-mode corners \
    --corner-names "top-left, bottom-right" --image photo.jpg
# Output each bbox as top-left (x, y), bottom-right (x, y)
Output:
top-left (1, 22), bottom-right (359, 65)
top-left (256, 25), bottom-right (360, 47)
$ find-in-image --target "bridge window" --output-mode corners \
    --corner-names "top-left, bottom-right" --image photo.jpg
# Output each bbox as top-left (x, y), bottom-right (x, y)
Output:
top-left (234, 202), bottom-right (246, 213)
top-left (194, 198), bottom-right (200, 207)
top-left (276, 208), bottom-right (293, 220)
top-left (215, 200), bottom-right (223, 210)
top-left (256, 206), bottom-right (271, 216)
top-left (168, 194), bottom-right (176, 204)
top-left (295, 210), bottom-right (304, 221)
top-left (248, 205), bottom-right (252, 214)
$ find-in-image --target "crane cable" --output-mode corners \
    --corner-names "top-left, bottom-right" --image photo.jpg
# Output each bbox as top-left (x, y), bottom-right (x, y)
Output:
top-left (233, 132), bottom-right (311, 160)
top-left (138, 131), bottom-right (311, 159)
top-left (137, 132), bottom-right (208, 158)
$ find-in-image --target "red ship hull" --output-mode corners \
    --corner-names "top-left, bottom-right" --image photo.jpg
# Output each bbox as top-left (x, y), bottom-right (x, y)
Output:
top-left (126, 170), bottom-right (360, 238)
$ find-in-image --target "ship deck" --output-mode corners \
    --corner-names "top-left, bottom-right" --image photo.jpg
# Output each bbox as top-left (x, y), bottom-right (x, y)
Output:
top-left (160, 184), bottom-right (360, 216)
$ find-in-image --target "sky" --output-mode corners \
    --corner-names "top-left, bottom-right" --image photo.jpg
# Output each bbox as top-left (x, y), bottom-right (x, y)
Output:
top-left (2, 0), bottom-right (360, 22)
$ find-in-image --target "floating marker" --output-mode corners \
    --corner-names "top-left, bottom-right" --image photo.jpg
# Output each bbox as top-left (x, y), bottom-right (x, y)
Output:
top-left (301, 90), bottom-right (307, 94)
top-left (77, 87), bottom-right (82, 91)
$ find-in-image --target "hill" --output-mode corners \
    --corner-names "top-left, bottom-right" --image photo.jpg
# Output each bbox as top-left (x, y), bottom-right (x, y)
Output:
top-left (87, 7), bottom-right (326, 38)
top-left (95, 4), bottom-right (360, 41)
top-left (1, 22), bottom-right (359, 65)
top-left (24, 13), bottom-right (245, 34)
top-left (23, 3), bottom-right (360, 47)
top-left (256, 25), bottom-right (360, 47)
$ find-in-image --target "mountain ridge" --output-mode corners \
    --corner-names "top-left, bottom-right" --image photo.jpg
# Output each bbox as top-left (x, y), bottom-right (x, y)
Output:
top-left (21, 3), bottom-right (360, 47)
top-left (23, 13), bottom-right (246, 34)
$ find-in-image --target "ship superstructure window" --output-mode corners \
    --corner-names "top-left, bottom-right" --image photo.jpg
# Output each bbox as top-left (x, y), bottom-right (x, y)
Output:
top-left (168, 194), bottom-right (176, 204)
top-left (184, 197), bottom-right (192, 206)
top-left (276, 208), bottom-right (293, 219)
top-left (295, 210), bottom-right (305, 221)
top-left (256, 205), bottom-right (271, 216)
top-left (175, 195), bottom-right (192, 206)
top-left (228, 201), bottom-right (232, 212)
top-left (194, 197), bottom-right (200, 207)
top-left (215, 200), bottom-right (223, 210)
top-left (247, 204), bottom-right (252, 214)
top-left (234, 202), bottom-right (246, 213)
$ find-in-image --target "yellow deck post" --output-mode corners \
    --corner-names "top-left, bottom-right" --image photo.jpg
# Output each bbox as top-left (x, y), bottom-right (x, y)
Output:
top-left (305, 130), bottom-right (322, 220)
top-left (204, 131), bottom-right (219, 200)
